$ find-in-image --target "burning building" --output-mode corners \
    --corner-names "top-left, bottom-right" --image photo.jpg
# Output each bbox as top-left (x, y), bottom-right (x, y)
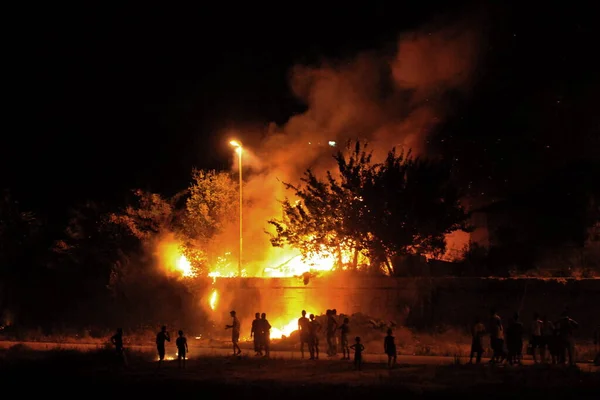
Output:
top-left (149, 16), bottom-right (486, 338)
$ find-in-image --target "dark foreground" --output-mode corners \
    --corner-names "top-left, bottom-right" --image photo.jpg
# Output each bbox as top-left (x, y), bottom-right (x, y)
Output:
top-left (1, 345), bottom-right (598, 398)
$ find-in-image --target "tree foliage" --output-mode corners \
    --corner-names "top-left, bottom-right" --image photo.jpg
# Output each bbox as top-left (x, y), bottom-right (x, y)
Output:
top-left (0, 190), bottom-right (42, 274)
top-left (183, 169), bottom-right (238, 243)
top-left (180, 169), bottom-right (238, 272)
top-left (0, 190), bottom-right (47, 326)
top-left (268, 141), bottom-right (470, 275)
top-left (106, 170), bottom-right (238, 275)
top-left (108, 189), bottom-right (183, 242)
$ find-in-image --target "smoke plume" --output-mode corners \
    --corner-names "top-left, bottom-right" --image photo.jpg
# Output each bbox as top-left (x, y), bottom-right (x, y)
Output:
top-left (225, 18), bottom-right (483, 274)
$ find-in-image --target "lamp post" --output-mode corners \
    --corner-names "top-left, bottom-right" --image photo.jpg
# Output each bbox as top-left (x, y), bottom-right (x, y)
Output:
top-left (229, 140), bottom-right (243, 278)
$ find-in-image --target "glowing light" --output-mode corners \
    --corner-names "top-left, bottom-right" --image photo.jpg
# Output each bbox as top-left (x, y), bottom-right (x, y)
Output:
top-left (156, 237), bottom-right (196, 278)
top-left (328, 141), bottom-right (336, 147)
top-left (263, 254), bottom-right (335, 277)
top-left (209, 289), bottom-right (218, 311)
top-left (156, 354), bottom-right (178, 361)
top-left (269, 314), bottom-right (314, 339)
top-left (229, 140), bottom-right (241, 147)
top-left (261, 240), bottom-right (370, 277)
top-left (176, 255), bottom-right (194, 277)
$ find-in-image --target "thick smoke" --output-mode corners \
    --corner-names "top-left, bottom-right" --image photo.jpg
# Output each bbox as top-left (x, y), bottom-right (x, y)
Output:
top-left (226, 19), bottom-right (482, 274)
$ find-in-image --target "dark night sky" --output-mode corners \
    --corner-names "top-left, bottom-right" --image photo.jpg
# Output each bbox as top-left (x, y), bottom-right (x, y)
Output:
top-left (3, 2), bottom-right (599, 224)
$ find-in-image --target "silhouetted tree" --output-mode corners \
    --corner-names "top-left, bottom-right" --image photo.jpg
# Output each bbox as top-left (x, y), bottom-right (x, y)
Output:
top-left (269, 141), bottom-right (470, 275)
top-left (108, 189), bottom-right (184, 242)
top-left (0, 190), bottom-right (44, 326)
top-left (108, 170), bottom-right (239, 275)
top-left (268, 155), bottom-right (370, 270)
top-left (51, 201), bottom-right (134, 327)
top-left (362, 146), bottom-right (470, 273)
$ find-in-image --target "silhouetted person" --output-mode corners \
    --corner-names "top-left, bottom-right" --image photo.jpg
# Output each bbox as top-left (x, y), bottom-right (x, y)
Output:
top-left (384, 328), bottom-right (397, 368)
top-left (595, 325), bottom-right (600, 351)
top-left (176, 330), bottom-right (188, 369)
top-left (309, 313), bottom-right (320, 359)
top-left (555, 310), bottom-right (579, 366)
top-left (225, 310), bottom-right (242, 356)
top-left (298, 310), bottom-right (311, 359)
top-left (349, 336), bottom-right (365, 370)
top-left (111, 328), bottom-right (127, 366)
top-left (260, 312), bottom-right (272, 357)
top-left (489, 308), bottom-right (505, 363)
top-left (156, 325), bottom-right (170, 368)
top-left (506, 312), bottom-right (524, 365)
top-left (469, 317), bottom-right (486, 364)
top-left (332, 309), bottom-right (339, 352)
top-left (530, 312), bottom-right (543, 363)
top-left (542, 315), bottom-right (556, 363)
top-left (339, 317), bottom-right (350, 360)
top-left (326, 309), bottom-right (338, 356)
top-left (111, 328), bottom-right (124, 355)
top-left (251, 312), bottom-right (262, 356)
top-left (594, 325), bottom-right (600, 366)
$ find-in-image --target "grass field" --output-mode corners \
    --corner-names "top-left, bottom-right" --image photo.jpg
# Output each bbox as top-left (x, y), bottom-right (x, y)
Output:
top-left (1, 344), bottom-right (598, 398)
top-left (2, 325), bottom-right (598, 362)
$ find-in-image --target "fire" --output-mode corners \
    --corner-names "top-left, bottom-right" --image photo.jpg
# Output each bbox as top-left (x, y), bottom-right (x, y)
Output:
top-left (156, 354), bottom-right (179, 361)
top-left (269, 314), bottom-right (314, 339)
top-left (155, 236), bottom-right (197, 278)
top-left (263, 253), bottom-right (336, 277)
top-left (262, 242), bottom-right (370, 277)
top-left (209, 289), bottom-right (218, 311)
top-left (207, 252), bottom-right (246, 280)
top-left (176, 255), bottom-right (195, 277)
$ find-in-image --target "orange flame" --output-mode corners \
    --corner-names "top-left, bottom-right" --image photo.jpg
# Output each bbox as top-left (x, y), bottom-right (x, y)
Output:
top-left (155, 236), bottom-right (197, 278)
top-left (270, 314), bottom-right (314, 339)
top-left (209, 289), bottom-right (218, 311)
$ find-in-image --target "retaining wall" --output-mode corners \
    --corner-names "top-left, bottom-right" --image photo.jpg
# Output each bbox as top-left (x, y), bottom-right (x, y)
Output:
top-left (206, 276), bottom-right (600, 337)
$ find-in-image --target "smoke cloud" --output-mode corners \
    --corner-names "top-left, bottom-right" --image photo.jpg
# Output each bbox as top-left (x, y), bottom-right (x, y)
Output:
top-left (223, 18), bottom-right (483, 275)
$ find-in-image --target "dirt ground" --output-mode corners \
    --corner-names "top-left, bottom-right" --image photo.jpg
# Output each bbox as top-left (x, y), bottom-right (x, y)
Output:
top-left (1, 344), bottom-right (598, 398)
top-left (1, 339), bottom-right (598, 366)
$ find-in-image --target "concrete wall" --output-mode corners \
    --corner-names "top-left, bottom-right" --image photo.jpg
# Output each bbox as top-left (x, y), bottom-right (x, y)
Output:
top-left (206, 276), bottom-right (600, 337)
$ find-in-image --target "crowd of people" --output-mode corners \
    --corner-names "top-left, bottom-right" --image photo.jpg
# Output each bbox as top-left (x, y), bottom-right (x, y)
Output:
top-left (108, 306), bottom-right (599, 370)
top-left (469, 307), bottom-right (593, 366)
top-left (233, 308), bottom-right (389, 370)
top-left (111, 325), bottom-right (189, 369)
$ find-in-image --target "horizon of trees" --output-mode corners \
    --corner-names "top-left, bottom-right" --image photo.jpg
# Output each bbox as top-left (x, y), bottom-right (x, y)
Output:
top-left (1, 140), bottom-right (599, 333)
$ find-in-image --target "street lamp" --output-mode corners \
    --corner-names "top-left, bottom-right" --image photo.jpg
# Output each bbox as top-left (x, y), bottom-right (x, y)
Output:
top-left (229, 140), bottom-right (243, 278)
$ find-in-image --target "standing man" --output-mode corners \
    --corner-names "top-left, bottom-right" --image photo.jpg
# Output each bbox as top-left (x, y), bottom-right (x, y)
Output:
top-left (156, 325), bottom-right (170, 369)
top-left (489, 308), bottom-right (505, 364)
top-left (506, 312), bottom-right (524, 365)
top-left (260, 312), bottom-right (272, 358)
top-left (250, 312), bottom-right (262, 356)
top-left (530, 312), bottom-right (543, 363)
top-left (326, 309), bottom-right (338, 356)
top-left (225, 310), bottom-right (242, 356)
top-left (110, 327), bottom-right (127, 366)
top-left (541, 315), bottom-right (556, 363)
top-left (176, 330), bottom-right (189, 369)
top-left (339, 317), bottom-right (350, 360)
top-left (469, 317), bottom-right (486, 364)
top-left (308, 314), bottom-right (320, 360)
top-left (298, 310), bottom-right (311, 359)
top-left (593, 324), bottom-right (599, 366)
top-left (555, 310), bottom-right (579, 366)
